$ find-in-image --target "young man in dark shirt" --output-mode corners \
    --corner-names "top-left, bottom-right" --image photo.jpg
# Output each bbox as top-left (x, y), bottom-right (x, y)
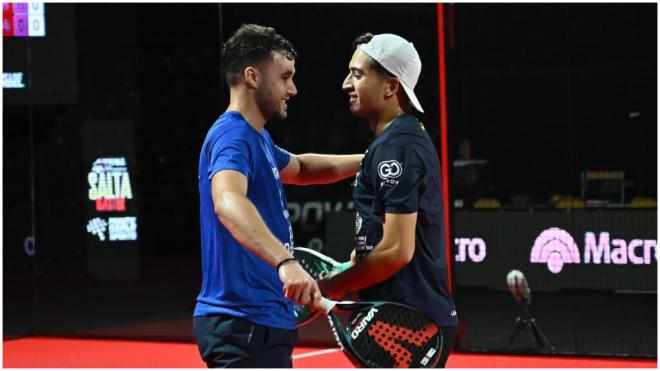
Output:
top-left (318, 33), bottom-right (458, 367)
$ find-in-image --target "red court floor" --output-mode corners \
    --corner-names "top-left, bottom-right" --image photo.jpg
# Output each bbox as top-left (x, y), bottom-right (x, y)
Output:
top-left (3, 337), bottom-right (657, 368)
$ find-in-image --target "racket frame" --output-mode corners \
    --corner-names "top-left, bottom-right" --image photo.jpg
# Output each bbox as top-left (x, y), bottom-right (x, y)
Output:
top-left (319, 298), bottom-right (443, 368)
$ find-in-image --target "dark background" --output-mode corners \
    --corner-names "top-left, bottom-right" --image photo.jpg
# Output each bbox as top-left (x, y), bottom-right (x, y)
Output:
top-left (446, 4), bottom-right (656, 206)
top-left (3, 3), bottom-right (656, 357)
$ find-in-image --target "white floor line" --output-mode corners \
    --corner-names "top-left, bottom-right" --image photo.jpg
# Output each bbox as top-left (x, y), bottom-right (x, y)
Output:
top-left (292, 348), bottom-right (342, 360)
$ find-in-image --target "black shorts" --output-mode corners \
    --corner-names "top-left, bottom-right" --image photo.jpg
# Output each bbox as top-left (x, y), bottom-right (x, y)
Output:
top-left (193, 315), bottom-right (298, 368)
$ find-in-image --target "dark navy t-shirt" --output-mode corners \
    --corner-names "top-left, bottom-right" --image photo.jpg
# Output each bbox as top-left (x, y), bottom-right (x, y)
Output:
top-left (194, 111), bottom-right (297, 330)
top-left (352, 114), bottom-right (458, 327)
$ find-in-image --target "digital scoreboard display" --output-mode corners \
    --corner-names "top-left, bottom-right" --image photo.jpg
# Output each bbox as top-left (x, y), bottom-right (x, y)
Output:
top-left (3, 3), bottom-right (46, 37)
top-left (3, 3), bottom-right (76, 105)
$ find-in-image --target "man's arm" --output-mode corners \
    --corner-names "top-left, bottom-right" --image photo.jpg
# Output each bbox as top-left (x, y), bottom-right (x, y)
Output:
top-left (212, 169), bottom-right (321, 307)
top-left (318, 212), bottom-right (417, 298)
top-left (280, 153), bottom-right (363, 185)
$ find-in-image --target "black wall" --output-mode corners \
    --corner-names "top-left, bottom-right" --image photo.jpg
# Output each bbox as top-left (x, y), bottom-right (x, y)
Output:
top-left (446, 4), bottom-right (656, 205)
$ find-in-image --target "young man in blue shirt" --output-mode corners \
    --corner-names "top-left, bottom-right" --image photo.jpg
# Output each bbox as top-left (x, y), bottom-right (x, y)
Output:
top-left (318, 33), bottom-right (459, 368)
top-left (194, 24), bottom-right (363, 368)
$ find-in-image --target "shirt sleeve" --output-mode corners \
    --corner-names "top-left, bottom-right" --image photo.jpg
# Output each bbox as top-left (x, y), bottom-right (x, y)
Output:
top-left (261, 129), bottom-right (291, 171)
top-left (207, 134), bottom-right (252, 180)
top-left (369, 142), bottom-right (424, 216)
top-left (273, 144), bottom-right (291, 171)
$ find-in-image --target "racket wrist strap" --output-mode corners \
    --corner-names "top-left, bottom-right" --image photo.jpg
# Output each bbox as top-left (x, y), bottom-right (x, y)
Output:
top-left (276, 257), bottom-right (298, 271)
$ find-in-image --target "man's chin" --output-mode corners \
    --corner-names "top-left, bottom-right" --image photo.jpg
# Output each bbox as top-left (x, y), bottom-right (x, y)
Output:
top-left (349, 106), bottom-right (367, 117)
top-left (270, 111), bottom-right (288, 121)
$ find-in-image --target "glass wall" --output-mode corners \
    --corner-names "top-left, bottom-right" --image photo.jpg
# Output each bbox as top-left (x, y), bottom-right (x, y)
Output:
top-left (446, 4), bottom-right (657, 357)
top-left (3, 2), bottom-right (440, 342)
top-left (3, 2), bottom-right (656, 358)
top-left (4, 3), bottom-right (223, 341)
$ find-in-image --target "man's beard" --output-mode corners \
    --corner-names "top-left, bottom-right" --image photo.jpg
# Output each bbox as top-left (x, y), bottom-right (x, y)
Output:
top-left (256, 87), bottom-right (287, 121)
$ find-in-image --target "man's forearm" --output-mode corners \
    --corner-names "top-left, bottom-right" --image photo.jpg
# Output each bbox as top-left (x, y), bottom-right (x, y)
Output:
top-left (325, 240), bottom-right (410, 294)
top-left (291, 153), bottom-right (363, 185)
top-left (215, 191), bottom-right (292, 267)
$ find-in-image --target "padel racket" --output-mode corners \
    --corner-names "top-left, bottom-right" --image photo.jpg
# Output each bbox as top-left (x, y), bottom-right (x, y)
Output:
top-left (292, 247), bottom-right (352, 325)
top-left (319, 297), bottom-right (442, 368)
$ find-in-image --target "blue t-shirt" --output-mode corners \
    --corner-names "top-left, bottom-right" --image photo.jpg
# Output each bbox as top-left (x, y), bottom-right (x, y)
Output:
top-left (194, 111), bottom-right (296, 330)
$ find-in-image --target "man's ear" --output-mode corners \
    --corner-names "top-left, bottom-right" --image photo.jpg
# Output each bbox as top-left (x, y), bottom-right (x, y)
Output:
top-left (384, 77), bottom-right (401, 98)
top-left (244, 66), bottom-right (259, 89)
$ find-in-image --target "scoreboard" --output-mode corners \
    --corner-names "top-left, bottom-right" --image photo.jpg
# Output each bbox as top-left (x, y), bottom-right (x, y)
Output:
top-left (3, 2), bottom-right (46, 37)
top-left (3, 3), bottom-right (77, 105)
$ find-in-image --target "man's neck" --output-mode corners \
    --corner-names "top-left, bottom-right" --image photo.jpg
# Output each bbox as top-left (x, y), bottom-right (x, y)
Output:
top-left (369, 106), bottom-right (407, 136)
top-left (226, 89), bottom-right (267, 132)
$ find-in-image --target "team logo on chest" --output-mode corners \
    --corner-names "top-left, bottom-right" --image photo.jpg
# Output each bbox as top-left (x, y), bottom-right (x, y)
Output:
top-left (378, 160), bottom-right (403, 180)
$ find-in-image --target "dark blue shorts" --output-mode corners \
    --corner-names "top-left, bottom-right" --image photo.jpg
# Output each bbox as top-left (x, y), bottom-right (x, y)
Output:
top-left (193, 315), bottom-right (298, 368)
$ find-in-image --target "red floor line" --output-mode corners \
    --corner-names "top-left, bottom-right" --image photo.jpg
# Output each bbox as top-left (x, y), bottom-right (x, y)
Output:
top-left (3, 337), bottom-right (657, 368)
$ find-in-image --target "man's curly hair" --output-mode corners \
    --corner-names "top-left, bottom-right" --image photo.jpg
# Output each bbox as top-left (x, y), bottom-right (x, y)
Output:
top-left (222, 24), bottom-right (297, 86)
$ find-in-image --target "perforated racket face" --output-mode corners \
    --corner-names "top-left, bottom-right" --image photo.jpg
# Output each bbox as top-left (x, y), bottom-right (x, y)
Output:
top-left (292, 248), bottom-right (336, 325)
top-left (346, 303), bottom-right (442, 368)
top-left (292, 247), bottom-right (338, 279)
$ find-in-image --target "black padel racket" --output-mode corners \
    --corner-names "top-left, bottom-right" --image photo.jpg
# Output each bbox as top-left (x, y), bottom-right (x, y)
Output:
top-left (292, 247), bottom-right (352, 326)
top-left (319, 297), bottom-right (442, 368)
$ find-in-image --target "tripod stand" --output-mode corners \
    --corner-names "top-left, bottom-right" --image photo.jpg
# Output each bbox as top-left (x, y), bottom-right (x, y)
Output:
top-left (503, 303), bottom-right (555, 352)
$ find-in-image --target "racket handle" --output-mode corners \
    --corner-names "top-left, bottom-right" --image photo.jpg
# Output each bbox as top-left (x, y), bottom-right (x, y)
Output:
top-left (319, 297), bottom-right (337, 313)
top-left (335, 261), bottom-right (353, 273)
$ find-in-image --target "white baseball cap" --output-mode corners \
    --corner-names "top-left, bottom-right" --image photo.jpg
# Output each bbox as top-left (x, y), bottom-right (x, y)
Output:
top-left (358, 33), bottom-right (424, 113)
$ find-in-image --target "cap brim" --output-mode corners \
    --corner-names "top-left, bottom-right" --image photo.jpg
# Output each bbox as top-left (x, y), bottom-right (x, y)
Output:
top-left (401, 83), bottom-right (424, 113)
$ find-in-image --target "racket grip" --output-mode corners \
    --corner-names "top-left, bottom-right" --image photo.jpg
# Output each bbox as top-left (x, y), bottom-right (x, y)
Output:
top-left (319, 297), bottom-right (337, 313)
top-left (335, 261), bottom-right (353, 273)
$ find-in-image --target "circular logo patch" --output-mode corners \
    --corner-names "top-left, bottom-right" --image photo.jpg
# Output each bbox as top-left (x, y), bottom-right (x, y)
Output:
top-left (378, 160), bottom-right (403, 179)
